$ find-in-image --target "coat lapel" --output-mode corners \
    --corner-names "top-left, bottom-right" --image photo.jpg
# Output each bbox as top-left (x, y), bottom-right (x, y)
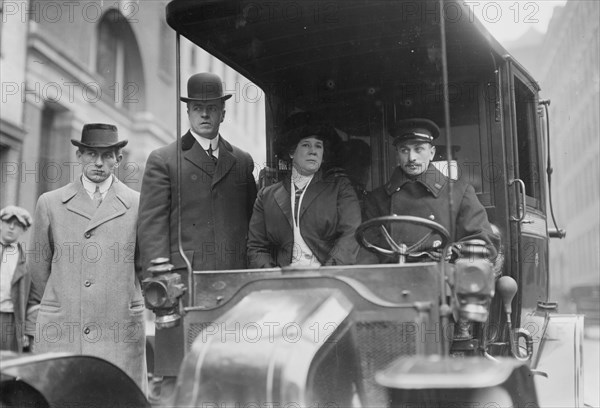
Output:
top-left (299, 172), bottom-right (327, 220)
top-left (212, 137), bottom-right (236, 188)
top-left (183, 137), bottom-right (217, 177)
top-left (10, 244), bottom-right (26, 285)
top-left (85, 178), bottom-right (131, 233)
top-left (64, 181), bottom-right (94, 220)
top-left (274, 178), bottom-right (293, 228)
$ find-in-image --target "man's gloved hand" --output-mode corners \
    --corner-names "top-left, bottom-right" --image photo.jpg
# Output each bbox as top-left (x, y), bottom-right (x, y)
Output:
top-left (23, 335), bottom-right (33, 352)
top-left (427, 244), bottom-right (461, 262)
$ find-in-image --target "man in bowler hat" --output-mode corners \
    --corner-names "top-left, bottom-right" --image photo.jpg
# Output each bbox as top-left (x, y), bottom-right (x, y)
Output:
top-left (137, 73), bottom-right (257, 378)
top-left (138, 72), bottom-right (257, 273)
top-left (360, 118), bottom-right (499, 263)
top-left (25, 124), bottom-right (147, 392)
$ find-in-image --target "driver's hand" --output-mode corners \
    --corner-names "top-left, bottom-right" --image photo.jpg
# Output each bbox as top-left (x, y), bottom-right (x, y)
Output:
top-left (427, 250), bottom-right (444, 262)
top-left (22, 335), bottom-right (32, 352)
top-left (428, 244), bottom-right (460, 262)
top-left (428, 249), bottom-right (450, 262)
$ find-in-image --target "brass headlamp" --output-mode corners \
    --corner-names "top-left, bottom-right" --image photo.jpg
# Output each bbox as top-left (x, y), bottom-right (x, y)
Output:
top-left (142, 258), bottom-right (186, 329)
top-left (449, 241), bottom-right (495, 323)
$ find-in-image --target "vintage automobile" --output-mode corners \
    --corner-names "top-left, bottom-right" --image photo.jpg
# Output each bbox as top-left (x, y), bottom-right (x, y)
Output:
top-left (0, 1), bottom-right (583, 407)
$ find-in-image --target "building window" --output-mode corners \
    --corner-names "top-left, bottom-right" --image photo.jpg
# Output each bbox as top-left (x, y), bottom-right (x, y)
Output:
top-left (190, 47), bottom-right (197, 70)
top-left (96, 9), bottom-right (146, 112)
top-left (0, 144), bottom-right (11, 209)
top-left (513, 76), bottom-right (542, 209)
top-left (37, 105), bottom-right (73, 196)
top-left (160, 18), bottom-right (174, 78)
top-left (208, 55), bottom-right (214, 72)
top-left (0, 1), bottom-right (4, 55)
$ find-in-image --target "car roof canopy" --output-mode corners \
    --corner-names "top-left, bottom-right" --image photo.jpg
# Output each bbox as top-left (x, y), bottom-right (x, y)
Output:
top-left (166, 0), bottom-right (516, 98)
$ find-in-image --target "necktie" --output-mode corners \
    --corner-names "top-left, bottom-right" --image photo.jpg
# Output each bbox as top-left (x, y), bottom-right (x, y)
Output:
top-left (294, 184), bottom-right (303, 222)
top-left (93, 185), bottom-right (103, 208)
top-left (207, 145), bottom-right (217, 163)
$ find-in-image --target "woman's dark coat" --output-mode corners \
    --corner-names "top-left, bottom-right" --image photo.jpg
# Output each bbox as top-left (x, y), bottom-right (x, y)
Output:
top-left (247, 171), bottom-right (362, 268)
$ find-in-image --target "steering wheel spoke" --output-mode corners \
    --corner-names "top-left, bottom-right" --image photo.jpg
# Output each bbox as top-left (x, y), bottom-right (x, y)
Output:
top-left (356, 215), bottom-right (450, 261)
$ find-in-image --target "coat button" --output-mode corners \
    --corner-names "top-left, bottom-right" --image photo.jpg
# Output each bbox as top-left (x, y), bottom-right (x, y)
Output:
top-left (84, 232), bottom-right (91, 239)
top-left (84, 280), bottom-right (91, 287)
top-left (83, 327), bottom-right (90, 335)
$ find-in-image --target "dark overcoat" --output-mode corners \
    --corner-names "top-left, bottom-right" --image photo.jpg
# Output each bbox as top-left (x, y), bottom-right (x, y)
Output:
top-left (137, 132), bottom-right (257, 273)
top-left (247, 171), bottom-right (362, 268)
top-left (25, 177), bottom-right (147, 391)
top-left (360, 165), bottom-right (499, 262)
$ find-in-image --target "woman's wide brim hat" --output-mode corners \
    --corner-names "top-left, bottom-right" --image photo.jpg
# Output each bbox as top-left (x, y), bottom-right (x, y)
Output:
top-left (275, 122), bottom-right (342, 160)
top-left (180, 72), bottom-right (233, 102)
top-left (71, 123), bottom-right (128, 149)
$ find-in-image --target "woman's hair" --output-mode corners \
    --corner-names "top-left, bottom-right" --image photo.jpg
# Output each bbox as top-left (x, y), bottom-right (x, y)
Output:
top-left (275, 123), bottom-right (343, 167)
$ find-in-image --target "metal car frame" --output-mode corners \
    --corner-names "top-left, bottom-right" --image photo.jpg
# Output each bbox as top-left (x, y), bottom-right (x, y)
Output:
top-left (1, 1), bottom-right (583, 407)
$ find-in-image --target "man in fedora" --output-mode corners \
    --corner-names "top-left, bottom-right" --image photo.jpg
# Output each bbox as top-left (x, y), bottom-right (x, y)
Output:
top-left (359, 118), bottom-right (499, 263)
top-left (25, 123), bottom-right (147, 392)
top-left (137, 73), bottom-right (257, 378)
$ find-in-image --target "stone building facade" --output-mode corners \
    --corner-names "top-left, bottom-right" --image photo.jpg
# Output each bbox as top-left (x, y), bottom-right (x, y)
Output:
top-left (0, 0), bottom-right (265, 219)
top-left (539, 1), bottom-right (600, 302)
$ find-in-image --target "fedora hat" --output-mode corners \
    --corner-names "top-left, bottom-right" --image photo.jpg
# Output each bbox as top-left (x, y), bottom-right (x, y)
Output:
top-left (180, 72), bottom-right (232, 102)
top-left (391, 118), bottom-right (440, 145)
top-left (71, 123), bottom-right (128, 149)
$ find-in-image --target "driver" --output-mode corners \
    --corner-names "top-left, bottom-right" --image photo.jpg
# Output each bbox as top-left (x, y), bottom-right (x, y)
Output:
top-left (358, 118), bottom-right (499, 263)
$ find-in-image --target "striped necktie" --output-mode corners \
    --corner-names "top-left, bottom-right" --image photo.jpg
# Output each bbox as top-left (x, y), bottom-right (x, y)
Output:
top-left (294, 184), bottom-right (304, 222)
top-left (93, 185), bottom-right (103, 208)
top-left (207, 145), bottom-right (217, 163)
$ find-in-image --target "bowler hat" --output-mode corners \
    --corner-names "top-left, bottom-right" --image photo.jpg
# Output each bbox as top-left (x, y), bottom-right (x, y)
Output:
top-left (180, 72), bottom-right (232, 102)
top-left (391, 118), bottom-right (440, 145)
top-left (71, 123), bottom-right (128, 149)
top-left (1, 205), bottom-right (32, 229)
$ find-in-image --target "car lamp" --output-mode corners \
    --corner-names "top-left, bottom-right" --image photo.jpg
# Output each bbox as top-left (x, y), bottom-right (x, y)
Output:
top-left (450, 242), bottom-right (495, 323)
top-left (142, 257), bottom-right (186, 330)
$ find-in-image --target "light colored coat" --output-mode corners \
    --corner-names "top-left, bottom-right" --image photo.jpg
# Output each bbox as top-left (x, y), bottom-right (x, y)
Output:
top-left (26, 176), bottom-right (146, 392)
top-left (10, 243), bottom-right (31, 352)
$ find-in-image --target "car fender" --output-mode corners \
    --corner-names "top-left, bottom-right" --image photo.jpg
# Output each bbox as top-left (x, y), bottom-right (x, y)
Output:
top-left (0, 352), bottom-right (149, 408)
top-left (531, 313), bottom-right (584, 407)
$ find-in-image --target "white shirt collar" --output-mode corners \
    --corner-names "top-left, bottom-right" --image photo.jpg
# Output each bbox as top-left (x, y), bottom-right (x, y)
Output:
top-left (81, 174), bottom-right (113, 196)
top-left (190, 130), bottom-right (220, 157)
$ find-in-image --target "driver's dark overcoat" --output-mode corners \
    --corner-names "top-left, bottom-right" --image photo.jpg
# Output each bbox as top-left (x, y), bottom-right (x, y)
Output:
top-left (360, 165), bottom-right (498, 262)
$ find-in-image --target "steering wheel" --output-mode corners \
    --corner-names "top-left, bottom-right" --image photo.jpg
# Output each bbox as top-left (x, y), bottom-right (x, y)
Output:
top-left (355, 215), bottom-right (451, 258)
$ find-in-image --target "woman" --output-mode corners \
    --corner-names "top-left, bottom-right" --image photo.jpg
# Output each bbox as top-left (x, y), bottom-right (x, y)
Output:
top-left (248, 124), bottom-right (362, 268)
